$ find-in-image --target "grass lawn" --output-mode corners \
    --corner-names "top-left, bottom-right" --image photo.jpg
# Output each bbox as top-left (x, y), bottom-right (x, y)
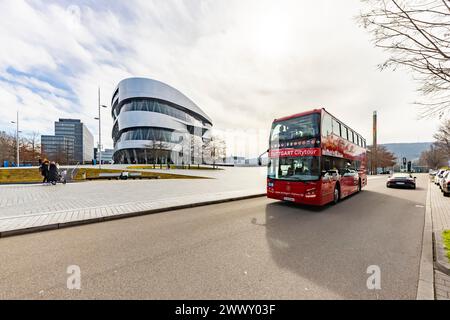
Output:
top-left (443, 230), bottom-right (450, 262)
top-left (0, 167), bottom-right (206, 184)
top-left (0, 168), bottom-right (43, 184)
top-left (75, 168), bottom-right (207, 180)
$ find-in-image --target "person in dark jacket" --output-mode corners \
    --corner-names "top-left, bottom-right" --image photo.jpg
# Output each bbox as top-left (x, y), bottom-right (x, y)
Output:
top-left (38, 158), bottom-right (42, 177)
top-left (40, 159), bottom-right (49, 184)
top-left (48, 161), bottom-right (58, 184)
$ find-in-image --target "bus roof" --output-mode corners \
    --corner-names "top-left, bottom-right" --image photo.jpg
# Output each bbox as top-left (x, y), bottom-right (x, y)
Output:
top-left (273, 108), bottom-right (366, 142)
top-left (273, 109), bottom-right (322, 122)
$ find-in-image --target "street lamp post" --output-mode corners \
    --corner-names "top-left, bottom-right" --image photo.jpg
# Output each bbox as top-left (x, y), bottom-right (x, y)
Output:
top-left (95, 87), bottom-right (108, 169)
top-left (10, 111), bottom-right (19, 167)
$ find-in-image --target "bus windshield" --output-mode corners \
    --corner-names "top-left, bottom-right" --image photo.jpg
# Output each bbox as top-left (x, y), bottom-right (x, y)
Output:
top-left (270, 113), bottom-right (320, 146)
top-left (268, 156), bottom-right (321, 181)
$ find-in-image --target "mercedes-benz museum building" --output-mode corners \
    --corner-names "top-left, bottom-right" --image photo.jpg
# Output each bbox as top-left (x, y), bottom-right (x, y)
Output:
top-left (111, 77), bottom-right (212, 164)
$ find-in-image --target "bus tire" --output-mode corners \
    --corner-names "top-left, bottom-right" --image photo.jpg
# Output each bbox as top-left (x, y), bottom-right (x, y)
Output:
top-left (332, 184), bottom-right (340, 205)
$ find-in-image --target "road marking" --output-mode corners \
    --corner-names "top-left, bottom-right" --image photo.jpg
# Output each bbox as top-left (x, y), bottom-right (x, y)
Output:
top-left (367, 176), bottom-right (385, 180)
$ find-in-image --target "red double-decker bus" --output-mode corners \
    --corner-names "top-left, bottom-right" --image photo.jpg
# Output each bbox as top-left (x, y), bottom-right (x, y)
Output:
top-left (267, 108), bottom-right (367, 205)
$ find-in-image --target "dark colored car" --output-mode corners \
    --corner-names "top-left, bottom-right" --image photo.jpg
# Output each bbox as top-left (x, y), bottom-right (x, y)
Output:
top-left (386, 173), bottom-right (416, 189)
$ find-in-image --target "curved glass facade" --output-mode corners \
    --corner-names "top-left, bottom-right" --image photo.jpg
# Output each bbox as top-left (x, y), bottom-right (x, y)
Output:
top-left (118, 127), bottom-right (182, 144)
top-left (113, 148), bottom-right (174, 166)
top-left (112, 77), bottom-right (212, 164)
top-left (113, 99), bottom-right (208, 127)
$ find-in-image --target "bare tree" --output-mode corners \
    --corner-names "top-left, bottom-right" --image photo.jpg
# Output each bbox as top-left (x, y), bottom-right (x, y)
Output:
top-left (419, 143), bottom-right (448, 168)
top-left (18, 132), bottom-right (41, 165)
top-left (190, 135), bottom-right (203, 165)
top-left (203, 135), bottom-right (227, 168)
top-left (434, 118), bottom-right (450, 157)
top-left (0, 131), bottom-right (18, 164)
top-left (358, 0), bottom-right (450, 117)
top-left (368, 144), bottom-right (397, 172)
top-left (0, 131), bottom-right (43, 166)
top-left (29, 131), bottom-right (40, 163)
top-left (145, 139), bottom-right (171, 165)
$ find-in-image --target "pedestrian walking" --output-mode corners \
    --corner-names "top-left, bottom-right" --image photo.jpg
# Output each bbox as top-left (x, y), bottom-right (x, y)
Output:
top-left (48, 161), bottom-right (58, 185)
top-left (38, 158), bottom-right (42, 176)
top-left (40, 159), bottom-right (49, 184)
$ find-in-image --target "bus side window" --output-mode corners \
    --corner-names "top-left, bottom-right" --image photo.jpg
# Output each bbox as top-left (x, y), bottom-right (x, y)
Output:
top-left (332, 119), bottom-right (341, 136)
top-left (322, 114), bottom-right (333, 137)
top-left (323, 158), bottom-right (331, 171)
top-left (342, 126), bottom-right (348, 140)
top-left (349, 130), bottom-right (355, 143)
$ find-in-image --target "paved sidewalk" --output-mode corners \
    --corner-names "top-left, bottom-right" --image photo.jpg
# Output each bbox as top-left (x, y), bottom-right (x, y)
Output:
top-left (0, 167), bottom-right (266, 236)
top-left (429, 180), bottom-right (450, 300)
top-left (435, 271), bottom-right (450, 299)
top-left (430, 183), bottom-right (450, 231)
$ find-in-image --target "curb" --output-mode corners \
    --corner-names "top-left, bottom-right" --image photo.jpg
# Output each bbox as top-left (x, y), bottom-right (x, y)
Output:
top-left (416, 181), bottom-right (435, 300)
top-left (0, 193), bottom-right (267, 239)
top-left (434, 232), bottom-right (450, 276)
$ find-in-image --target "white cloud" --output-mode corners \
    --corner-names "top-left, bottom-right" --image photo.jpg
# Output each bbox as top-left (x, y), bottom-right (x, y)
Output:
top-left (0, 0), bottom-right (440, 157)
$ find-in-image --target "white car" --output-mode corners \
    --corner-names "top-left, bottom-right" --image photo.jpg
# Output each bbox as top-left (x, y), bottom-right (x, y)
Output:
top-left (435, 169), bottom-right (447, 185)
top-left (439, 170), bottom-right (450, 191)
top-left (442, 172), bottom-right (450, 197)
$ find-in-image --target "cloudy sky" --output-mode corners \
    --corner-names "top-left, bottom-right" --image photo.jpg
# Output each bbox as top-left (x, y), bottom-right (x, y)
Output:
top-left (0, 0), bottom-right (441, 157)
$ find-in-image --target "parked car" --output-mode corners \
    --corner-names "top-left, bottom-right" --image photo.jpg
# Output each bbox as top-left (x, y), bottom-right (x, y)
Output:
top-left (441, 172), bottom-right (450, 197)
top-left (438, 170), bottom-right (450, 191)
top-left (434, 169), bottom-right (447, 185)
top-left (386, 173), bottom-right (416, 189)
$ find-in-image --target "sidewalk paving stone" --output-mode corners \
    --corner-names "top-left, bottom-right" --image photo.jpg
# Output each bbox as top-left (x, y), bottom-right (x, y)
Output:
top-left (0, 168), bottom-right (267, 236)
top-left (429, 180), bottom-right (450, 299)
top-left (430, 181), bottom-right (450, 231)
top-left (435, 271), bottom-right (450, 300)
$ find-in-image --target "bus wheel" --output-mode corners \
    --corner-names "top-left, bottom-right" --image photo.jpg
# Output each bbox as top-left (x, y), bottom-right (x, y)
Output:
top-left (333, 185), bottom-right (340, 205)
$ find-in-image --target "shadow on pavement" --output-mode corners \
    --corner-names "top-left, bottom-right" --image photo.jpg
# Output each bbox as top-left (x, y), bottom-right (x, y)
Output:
top-left (264, 186), bottom-right (427, 299)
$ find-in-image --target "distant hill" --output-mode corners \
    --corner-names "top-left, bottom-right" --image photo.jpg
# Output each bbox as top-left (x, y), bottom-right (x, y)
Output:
top-left (380, 142), bottom-right (433, 161)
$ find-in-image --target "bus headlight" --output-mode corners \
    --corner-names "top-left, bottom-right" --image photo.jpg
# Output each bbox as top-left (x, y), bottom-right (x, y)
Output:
top-left (305, 188), bottom-right (317, 198)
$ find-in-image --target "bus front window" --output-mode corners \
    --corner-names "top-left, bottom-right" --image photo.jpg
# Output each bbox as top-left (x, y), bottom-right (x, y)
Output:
top-left (270, 113), bottom-right (320, 146)
top-left (268, 156), bottom-right (320, 181)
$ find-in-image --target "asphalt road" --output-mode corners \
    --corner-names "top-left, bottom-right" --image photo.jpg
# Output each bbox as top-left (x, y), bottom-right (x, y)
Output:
top-left (0, 175), bottom-right (428, 299)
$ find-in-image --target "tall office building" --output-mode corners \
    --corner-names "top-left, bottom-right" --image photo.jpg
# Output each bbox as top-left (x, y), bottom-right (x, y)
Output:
top-left (41, 135), bottom-right (75, 164)
top-left (41, 119), bottom-right (94, 164)
top-left (55, 119), bottom-right (94, 163)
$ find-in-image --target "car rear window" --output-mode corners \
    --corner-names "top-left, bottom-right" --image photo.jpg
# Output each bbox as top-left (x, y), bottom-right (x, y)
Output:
top-left (393, 174), bottom-right (409, 178)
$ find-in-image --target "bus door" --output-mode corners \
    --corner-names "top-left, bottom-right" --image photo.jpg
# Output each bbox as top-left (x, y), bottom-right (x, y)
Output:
top-left (321, 157), bottom-right (335, 202)
top-left (321, 171), bottom-right (335, 203)
top-left (340, 168), bottom-right (358, 196)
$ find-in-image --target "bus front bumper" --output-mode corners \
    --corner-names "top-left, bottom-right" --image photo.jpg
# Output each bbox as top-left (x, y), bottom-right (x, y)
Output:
top-left (267, 190), bottom-right (323, 206)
